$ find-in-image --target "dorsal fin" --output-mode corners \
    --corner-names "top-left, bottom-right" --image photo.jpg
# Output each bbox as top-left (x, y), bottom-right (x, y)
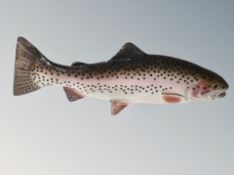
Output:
top-left (110, 43), bottom-right (145, 61)
top-left (71, 62), bottom-right (87, 67)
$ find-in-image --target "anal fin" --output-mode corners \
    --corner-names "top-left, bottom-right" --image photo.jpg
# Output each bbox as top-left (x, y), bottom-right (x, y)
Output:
top-left (110, 100), bottom-right (129, 115)
top-left (63, 87), bottom-right (84, 102)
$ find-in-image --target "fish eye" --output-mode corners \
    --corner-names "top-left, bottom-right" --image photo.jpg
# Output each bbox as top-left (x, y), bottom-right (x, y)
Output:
top-left (213, 84), bottom-right (218, 89)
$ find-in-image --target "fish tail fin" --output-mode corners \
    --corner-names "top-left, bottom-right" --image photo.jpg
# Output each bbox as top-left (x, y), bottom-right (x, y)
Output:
top-left (13, 37), bottom-right (49, 96)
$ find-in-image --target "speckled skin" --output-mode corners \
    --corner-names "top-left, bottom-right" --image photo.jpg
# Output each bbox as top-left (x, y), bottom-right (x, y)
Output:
top-left (14, 37), bottom-right (228, 105)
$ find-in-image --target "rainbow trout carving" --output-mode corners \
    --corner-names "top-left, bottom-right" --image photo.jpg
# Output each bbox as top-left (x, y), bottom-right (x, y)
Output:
top-left (14, 37), bottom-right (229, 115)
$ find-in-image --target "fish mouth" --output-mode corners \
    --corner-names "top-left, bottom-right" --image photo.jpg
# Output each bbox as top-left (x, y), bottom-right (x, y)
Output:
top-left (218, 92), bottom-right (226, 98)
top-left (208, 90), bottom-right (228, 100)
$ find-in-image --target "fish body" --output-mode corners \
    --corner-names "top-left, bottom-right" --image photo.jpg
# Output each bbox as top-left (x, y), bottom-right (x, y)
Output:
top-left (14, 37), bottom-right (228, 115)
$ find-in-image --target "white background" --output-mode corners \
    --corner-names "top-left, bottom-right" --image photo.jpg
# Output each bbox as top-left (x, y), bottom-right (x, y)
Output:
top-left (0, 1), bottom-right (233, 175)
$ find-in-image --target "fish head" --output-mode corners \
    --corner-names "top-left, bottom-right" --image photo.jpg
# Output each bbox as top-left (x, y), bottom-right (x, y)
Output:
top-left (188, 70), bottom-right (229, 101)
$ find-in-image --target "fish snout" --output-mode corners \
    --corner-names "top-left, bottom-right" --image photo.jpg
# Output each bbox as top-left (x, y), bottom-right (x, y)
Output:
top-left (222, 79), bottom-right (229, 90)
top-left (218, 92), bottom-right (226, 98)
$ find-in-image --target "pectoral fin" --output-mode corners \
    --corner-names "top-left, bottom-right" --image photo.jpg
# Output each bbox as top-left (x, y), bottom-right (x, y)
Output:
top-left (63, 87), bottom-right (84, 102)
top-left (162, 92), bottom-right (184, 104)
top-left (110, 100), bottom-right (129, 115)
